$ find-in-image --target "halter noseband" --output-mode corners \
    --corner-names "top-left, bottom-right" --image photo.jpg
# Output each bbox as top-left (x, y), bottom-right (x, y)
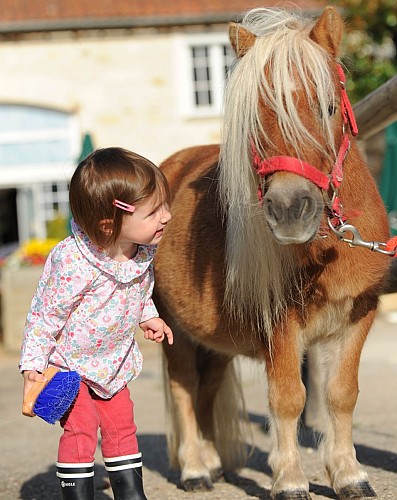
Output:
top-left (251, 65), bottom-right (397, 257)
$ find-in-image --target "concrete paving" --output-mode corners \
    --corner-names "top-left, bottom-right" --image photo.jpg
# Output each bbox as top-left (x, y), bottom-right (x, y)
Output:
top-left (0, 308), bottom-right (396, 499)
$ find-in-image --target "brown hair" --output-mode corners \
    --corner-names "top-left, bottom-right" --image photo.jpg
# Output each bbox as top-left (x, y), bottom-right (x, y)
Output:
top-left (69, 147), bottom-right (170, 248)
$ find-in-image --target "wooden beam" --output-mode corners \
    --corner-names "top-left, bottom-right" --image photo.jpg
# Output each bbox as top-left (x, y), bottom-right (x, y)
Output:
top-left (354, 75), bottom-right (397, 140)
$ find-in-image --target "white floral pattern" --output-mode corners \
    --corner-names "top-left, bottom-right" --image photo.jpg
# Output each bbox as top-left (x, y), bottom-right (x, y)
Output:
top-left (19, 220), bottom-right (158, 398)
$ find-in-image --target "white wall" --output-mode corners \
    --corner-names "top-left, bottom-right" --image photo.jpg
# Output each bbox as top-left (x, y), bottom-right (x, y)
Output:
top-left (0, 29), bottom-right (223, 167)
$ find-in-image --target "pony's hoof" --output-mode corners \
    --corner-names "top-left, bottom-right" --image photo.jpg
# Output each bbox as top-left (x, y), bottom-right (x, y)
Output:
top-left (210, 467), bottom-right (224, 482)
top-left (274, 491), bottom-right (312, 499)
top-left (337, 481), bottom-right (377, 499)
top-left (181, 476), bottom-right (214, 492)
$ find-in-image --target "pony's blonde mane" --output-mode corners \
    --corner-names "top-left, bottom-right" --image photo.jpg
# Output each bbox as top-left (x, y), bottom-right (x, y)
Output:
top-left (219, 8), bottom-right (338, 338)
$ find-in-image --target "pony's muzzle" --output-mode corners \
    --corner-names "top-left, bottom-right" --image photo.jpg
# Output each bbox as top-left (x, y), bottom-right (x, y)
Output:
top-left (263, 183), bottom-right (323, 244)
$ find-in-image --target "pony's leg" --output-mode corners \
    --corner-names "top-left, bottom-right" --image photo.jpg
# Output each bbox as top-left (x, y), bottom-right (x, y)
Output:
top-left (195, 348), bottom-right (233, 482)
top-left (163, 335), bottom-right (220, 491)
top-left (320, 318), bottom-right (377, 498)
top-left (265, 330), bottom-right (311, 499)
top-left (303, 344), bottom-right (326, 432)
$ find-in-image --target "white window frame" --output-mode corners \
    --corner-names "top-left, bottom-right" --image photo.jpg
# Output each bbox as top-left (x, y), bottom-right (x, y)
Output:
top-left (174, 32), bottom-right (235, 118)
top-left (38, 181), bottom-right (70, 234)
top-left (17, 181), bottom-right (70, 241)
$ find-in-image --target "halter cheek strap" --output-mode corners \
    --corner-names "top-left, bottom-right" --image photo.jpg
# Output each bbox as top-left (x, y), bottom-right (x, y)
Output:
top-left (337, 64), bottom-right (358, 136)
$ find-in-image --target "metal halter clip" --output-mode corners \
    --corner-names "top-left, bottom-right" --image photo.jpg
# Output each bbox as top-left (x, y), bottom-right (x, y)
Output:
top-left (327, 220), bottom-right (397, 256)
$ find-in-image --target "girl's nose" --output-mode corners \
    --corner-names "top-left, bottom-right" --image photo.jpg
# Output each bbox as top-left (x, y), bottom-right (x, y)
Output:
top-left (160, 208), bottom-right (172, 223)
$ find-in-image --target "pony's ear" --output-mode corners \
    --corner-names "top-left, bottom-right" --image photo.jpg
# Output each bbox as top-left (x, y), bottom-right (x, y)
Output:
top-left (309, 6), bottom-right (343, 58)
top-left (229, 22), bottom-right (256, 57)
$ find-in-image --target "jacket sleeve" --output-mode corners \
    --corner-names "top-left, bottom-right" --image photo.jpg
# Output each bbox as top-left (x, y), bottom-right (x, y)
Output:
top-left (19, 243), bottom-right (95, 372)
top-left (139, 261), bottom-right (159, 323)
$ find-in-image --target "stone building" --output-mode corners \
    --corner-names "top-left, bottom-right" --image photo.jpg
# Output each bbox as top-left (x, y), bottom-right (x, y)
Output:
top-left (0, 0), bottom-right (323, 246)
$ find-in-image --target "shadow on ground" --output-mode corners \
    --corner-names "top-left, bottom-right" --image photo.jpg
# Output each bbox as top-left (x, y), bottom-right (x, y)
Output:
top-left (356, 444), bottom-right (397, 474)
top-left (20, 417), bottom-right (397, 500)
top-left (20, 464), bottom-right (110, 500)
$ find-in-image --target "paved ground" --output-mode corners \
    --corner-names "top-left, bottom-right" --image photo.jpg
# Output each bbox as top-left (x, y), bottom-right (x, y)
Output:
top-left (0, 307), bottom-right (396, 500)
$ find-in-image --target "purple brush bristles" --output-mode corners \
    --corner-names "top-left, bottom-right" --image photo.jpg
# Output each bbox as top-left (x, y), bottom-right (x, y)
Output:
top-left (33, 371), bottom-right (81, 424)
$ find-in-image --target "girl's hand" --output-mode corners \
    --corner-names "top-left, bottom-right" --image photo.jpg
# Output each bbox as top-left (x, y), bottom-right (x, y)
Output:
top-left (140, 318), bottom-right (173, 345)
top-left (22, 370), bottom-right (48, 399)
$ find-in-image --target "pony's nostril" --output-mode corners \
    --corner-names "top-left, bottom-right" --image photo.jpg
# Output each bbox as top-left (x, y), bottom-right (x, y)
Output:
top-left (265, 199), bottom-right (283, 223)
top-left (299, 196), bottom-right (316, 221)
top-left (285, 193), bottom-right (317, 222)
top-left (265, 192), bottom-right (318, 225)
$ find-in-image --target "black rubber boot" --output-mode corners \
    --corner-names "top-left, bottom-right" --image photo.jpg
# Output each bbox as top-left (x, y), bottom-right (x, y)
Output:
top-left (104, 454), bottom-right (147, 500)
top-left (56, 462), bottom-right (95, 500)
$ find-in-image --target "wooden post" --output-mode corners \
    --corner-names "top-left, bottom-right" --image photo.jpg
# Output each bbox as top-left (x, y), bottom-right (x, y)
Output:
top-left (354, 75), bottom-right (397, 140)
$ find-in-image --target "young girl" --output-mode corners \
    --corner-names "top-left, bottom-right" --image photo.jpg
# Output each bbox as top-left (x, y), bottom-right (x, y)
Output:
top-left (19, 147), bottom-right (173, 500)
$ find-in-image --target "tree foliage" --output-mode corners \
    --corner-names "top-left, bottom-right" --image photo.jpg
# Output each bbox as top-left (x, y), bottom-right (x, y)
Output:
top-left (330, 0), bottom-right (397, 103)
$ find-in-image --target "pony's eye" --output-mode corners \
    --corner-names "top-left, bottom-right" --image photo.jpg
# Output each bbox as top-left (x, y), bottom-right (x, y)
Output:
top-left (319, 102), bottom-right (337, 119)
top-left (328, 103), bottom-right (336, 116)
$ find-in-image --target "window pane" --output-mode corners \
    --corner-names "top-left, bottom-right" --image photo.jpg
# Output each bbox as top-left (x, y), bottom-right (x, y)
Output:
top-left (0, 140), bottom-right (72, 165)
top-left (194, 66), bottom-right (210, 82)
top-left (223, 44), bottom-right (235, 79)
top-left (191, 46), bottom-right (212, 107)
top-left (38, 181), bottom-right (70, 227)
top-left (0, 104), bottom-right (76, 167)
top-left (0, 104), bottom-right (71, 133)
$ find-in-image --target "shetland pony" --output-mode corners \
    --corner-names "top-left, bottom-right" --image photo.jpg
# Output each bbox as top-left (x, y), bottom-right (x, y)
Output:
top-left (153, 7), bottom-right (391, 499)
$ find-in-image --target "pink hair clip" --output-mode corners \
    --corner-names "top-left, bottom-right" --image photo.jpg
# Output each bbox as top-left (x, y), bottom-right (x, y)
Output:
top-left (113, 199), bottom-right (135, 213)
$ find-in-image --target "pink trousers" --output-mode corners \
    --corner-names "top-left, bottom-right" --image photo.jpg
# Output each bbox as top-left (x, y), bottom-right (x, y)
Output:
top-left (58, 383), bottom-right (139, 463)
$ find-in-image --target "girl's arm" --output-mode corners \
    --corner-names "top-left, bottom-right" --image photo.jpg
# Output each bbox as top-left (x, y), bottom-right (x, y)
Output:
top-left (19, 243), bottom-right (94, 373)
top-left (140, 317), bottom-right (173, 345)
top-left (22, 369), bottom-right (47, 400)
top-left (139, 261), bottom-right (173, 344)
top-left (139, 262), bottom-right (159, 323)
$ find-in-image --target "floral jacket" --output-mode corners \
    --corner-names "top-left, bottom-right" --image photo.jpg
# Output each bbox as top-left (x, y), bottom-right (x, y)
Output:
top-left (19, 219), bottom-right (158, 398)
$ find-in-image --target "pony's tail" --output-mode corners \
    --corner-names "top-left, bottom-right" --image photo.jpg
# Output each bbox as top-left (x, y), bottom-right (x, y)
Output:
top-left (213, 358), bottom-right (251, 471)
top-left (162, 352), bottom-right (251, 471)
top-left (162, 350), bottom-right (180, 470)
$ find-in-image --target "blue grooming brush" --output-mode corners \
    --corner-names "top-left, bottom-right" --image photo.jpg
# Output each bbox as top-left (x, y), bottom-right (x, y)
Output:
top-left (22, 366), bottom-right (81, 424)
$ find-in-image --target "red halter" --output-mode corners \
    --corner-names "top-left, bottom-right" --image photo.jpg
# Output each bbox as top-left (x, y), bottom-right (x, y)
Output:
top-left (251, 64), bottom-right (358, 217)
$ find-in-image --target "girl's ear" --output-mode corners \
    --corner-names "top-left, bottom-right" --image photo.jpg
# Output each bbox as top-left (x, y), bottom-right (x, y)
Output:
top-left (99, 219), bottom-right (114, 235)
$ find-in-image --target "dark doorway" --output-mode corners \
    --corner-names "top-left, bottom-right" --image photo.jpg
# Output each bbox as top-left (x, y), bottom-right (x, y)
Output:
top-left (0, 188), bottom-right (18, 248)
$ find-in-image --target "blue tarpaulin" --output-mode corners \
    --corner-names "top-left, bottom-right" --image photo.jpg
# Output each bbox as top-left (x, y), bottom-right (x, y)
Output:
top-left (67, 133), bottom-right (95, 235)
top-left (78, 133), bottom-right (95, 163)
top-left (379, 122), bottom-right (397, 236)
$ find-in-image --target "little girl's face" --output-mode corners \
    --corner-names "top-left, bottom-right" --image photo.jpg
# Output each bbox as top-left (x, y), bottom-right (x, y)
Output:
top-left (118, 193), bottom-right (171, 246)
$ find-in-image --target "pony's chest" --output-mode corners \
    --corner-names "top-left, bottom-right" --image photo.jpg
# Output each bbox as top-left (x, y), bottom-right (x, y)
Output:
top-left (301, 298), bottom-right (354, 342)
